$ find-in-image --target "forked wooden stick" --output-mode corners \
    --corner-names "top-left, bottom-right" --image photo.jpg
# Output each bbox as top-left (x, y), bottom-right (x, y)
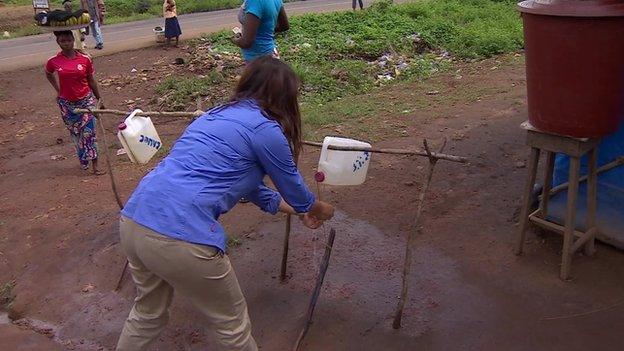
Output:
top-left (392, 139), bottom-right (446, 329)
top-left (293, 227), bottom-right (336, 351)
top-left (280, 214), bottom-right (292, 281)
top-left (90, 103), bottom-right (128, 291)
top-left (93, 104), bottom-right (124, 210)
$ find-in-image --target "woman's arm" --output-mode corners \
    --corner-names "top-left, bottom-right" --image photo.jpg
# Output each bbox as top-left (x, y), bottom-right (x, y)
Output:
top-left (251, 124), bottom-right (335, 221)
top-left (87, 74), bottom-right (101, 100)
top-left (248, 185), bottom-right (333, 221)
top-left (45, 72), bottom-right (60, 96)
top-left (233, 13), bottom-right (261, 49)
top-left (275, 7), bottom-right (289, 33)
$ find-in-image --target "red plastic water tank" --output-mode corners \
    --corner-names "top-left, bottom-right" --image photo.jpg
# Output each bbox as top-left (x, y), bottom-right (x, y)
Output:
top-left (518, 0), bottom-right (624, 137)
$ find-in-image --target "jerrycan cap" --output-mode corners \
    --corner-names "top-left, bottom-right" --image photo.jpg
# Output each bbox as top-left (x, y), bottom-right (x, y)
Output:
top-left (314, 171), bottom-right (325, 183)
top-left (118, 122), bottom-right (127, 131)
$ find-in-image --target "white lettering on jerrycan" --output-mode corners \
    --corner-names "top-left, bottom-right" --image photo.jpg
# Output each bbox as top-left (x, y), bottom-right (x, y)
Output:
top-left (117, 109), bottom-right (163, 164)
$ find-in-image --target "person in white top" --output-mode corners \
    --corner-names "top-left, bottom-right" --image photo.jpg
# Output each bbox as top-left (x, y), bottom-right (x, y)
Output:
top-left (63, 0), bottom-right (87, 51)
top-left (163, 0), bottom-right (182, 47)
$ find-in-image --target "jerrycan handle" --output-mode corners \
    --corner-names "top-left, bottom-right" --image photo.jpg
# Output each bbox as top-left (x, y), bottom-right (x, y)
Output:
top-left (127, 109), bottom-right (144, 121)
top-left (321, 138), bottom-right (332, 164)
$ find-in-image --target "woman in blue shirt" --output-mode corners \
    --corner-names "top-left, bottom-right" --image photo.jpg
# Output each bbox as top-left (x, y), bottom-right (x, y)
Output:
top-left (233, 0), bottom-right (289, 62)
top-left (116, 57), bottom-right (334, 351)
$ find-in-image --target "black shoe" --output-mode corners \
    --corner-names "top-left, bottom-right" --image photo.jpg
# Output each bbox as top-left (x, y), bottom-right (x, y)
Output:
top-left (239, 197), bottom-right (250, 204)
top-left (95, 43), bottom-right (103, 50)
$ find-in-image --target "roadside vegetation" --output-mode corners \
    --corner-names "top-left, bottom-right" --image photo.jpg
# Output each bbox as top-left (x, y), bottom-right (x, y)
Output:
top-left (154, 0), bottom-right (523, 134)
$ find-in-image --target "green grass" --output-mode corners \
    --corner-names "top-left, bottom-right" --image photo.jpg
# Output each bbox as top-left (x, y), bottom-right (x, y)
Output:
top-left (154, 72), bottom-right (226, 110)
top-left (2, 24), bottom-right (44, 38)
top-left (1, 281), bottom-right (15, 310)
top-left (157, 0), bottom-right (522, 119)
top-left (227, 235), bottom-right (242, 247)
top-left (396, 0), bottom-right (523, 58)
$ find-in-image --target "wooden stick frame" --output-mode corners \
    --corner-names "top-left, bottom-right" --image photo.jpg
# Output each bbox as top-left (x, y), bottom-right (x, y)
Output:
top-left (75, 108), bottom-right (467, 164)
top-left (84, 107), bottom-right (467, 314)
top-left (392, 139), bottom-right (446, 329)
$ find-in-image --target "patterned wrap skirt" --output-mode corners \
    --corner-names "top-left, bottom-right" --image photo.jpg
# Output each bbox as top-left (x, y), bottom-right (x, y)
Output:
top-left (57, 92), bottom-right (98, 168)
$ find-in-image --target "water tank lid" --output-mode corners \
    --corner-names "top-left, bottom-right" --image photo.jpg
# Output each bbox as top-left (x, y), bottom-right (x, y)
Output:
top-left (518, 0), bottom-right (624, 17)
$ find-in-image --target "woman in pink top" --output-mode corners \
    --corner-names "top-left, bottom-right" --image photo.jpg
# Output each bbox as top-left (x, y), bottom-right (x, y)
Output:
top-left (45, 30), bottom-right (105, 175)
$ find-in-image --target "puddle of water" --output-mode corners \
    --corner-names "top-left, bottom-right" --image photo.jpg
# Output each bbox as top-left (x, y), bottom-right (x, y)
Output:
top-left (243, 210), bottom-right (465, 340)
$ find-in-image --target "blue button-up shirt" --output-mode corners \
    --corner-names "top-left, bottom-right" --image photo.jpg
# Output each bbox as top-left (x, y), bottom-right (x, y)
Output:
top-left (121, 100), bottom-right (315, 251)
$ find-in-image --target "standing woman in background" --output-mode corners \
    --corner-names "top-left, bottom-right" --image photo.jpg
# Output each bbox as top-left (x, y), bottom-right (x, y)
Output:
top-left (63, 0), bottom-right (87, 51)
top-left (233, 0), bottom-right (290, 62)
top-left (45, 31), bottom-right (105, 175)
top-left (353, 0), bottom-right (363, 11)
top-left (163, 0), bottom-right (182, 47)
top-left (81, 0), bottom-right (106, 49)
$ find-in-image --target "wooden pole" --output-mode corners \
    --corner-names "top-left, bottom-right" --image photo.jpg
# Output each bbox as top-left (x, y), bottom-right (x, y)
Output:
top-left (75, 109), bottom-right (467, 164)
top-left (94, 106), bottom-right (124, 210)
top-left (515, 147), bottom-right (541, 256)
top-left (75, 108), bottom-right (203, 119)
top-left (546, 156), bottom-right (624, 197)
top-left (303, 141), bottom-right (466, 163)
top-left (280, 153), bottom-right (301, 282)
top-left (91, 103), bottom-right (129, 291)
top-left (392, 139), bottom-right (446, 329)
top-left (280, 214), bottom-right (292, 281)
top-left (293, 228), bottom-right (336, 351)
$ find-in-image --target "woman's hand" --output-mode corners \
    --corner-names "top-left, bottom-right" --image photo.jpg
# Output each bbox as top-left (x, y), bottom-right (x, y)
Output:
top-left (233, 14), bottom-right (260, 49)
top-left (277, 199), bottom-right (333, 226)
top-left (299, 213), bottom-right (322, 229)
top-left (309, 201), bottom-right (334, 221)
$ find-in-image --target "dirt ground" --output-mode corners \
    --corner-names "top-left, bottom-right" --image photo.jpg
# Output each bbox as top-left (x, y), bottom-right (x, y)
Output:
top-left (1, 46), bottom-right (624, 351)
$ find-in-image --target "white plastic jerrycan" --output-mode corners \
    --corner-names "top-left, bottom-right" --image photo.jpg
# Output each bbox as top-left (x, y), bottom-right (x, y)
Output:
top-left (117, 109), bottom-right (163, 164)
top-left (316, 136), bottom-right (372, 186)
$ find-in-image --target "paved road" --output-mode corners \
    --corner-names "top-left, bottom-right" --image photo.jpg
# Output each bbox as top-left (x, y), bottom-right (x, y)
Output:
top-left (0, 0), bottom-right (360, 72)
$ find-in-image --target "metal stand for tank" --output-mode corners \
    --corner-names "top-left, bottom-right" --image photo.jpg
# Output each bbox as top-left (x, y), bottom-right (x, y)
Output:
top-left (515, 122), bottom-right (599, 280)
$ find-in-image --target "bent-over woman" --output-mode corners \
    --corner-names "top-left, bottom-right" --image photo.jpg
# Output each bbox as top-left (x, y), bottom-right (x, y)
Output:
top-left (115, 57), bottom-right (334, 351)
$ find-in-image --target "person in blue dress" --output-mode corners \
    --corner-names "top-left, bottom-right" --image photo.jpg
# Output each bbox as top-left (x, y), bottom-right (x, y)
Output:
top-left (233, 0), bottom-right (290, 62)
top-left (115, 57), bottom-right (334, 351)
top-left (163, 0), bottom-right (182, 46)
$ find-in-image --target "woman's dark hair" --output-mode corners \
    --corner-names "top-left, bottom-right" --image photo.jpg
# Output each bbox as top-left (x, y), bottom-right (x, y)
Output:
top-left (53, 30), bottom-right (74, 39)
top-left (231, 56), bottom-right (303, 159)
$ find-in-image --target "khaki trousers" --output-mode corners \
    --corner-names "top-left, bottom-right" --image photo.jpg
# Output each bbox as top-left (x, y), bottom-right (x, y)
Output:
top-left (116, 216), bottom-right (257, 351)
